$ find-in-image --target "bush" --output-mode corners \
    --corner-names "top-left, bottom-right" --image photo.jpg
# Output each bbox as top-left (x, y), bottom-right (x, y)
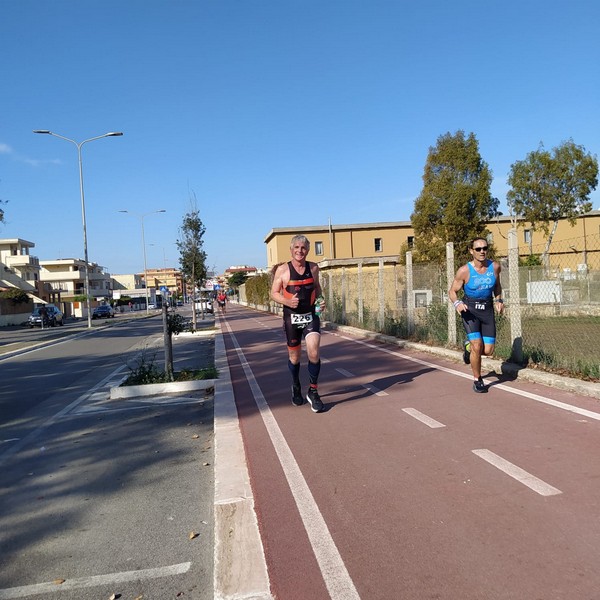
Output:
top-left (167, 312), bottom-right (188, 335)
top-left (0, 289), bottom-right (30, 304)
top-left (122, 349), bottom-right (218, 386)
top-left (123, 351), bottom-right (165, 385)
top-left (245, 273), bottom-right (271, 305)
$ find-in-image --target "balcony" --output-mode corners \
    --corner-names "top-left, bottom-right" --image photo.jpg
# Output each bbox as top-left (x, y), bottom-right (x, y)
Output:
top-left (5, 255), bottom-right (40, 269)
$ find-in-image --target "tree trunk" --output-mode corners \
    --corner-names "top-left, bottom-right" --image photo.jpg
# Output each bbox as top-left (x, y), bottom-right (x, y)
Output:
top-left (162, 304), bottom-right (174, 381)
top-left (541, 219), bottom-right (559, 275)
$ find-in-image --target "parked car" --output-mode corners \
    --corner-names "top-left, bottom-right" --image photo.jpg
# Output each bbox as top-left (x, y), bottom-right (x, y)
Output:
top-left (28, 305), bottom-right (64, 328)
top-left (194, 296), bottom-right (213, 314)
top-left (92, 305), bottom-right (115, 319)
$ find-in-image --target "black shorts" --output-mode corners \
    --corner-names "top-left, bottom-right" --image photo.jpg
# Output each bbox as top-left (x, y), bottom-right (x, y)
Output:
top-left (461, 297), bottom-right (496, 345)
top-left (283, 311), bottom-right (321, 348)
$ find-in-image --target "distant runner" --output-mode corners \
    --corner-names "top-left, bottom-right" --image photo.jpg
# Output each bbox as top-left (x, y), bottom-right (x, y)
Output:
top-left (217, 291), bottom-right (227, 314)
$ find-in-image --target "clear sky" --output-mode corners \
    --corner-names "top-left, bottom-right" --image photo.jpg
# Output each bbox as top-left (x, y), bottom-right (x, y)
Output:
top-left (1, 0), bottom-right (598, 276)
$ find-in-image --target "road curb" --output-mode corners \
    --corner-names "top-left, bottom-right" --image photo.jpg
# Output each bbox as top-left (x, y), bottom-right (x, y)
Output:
top-left (109, 378), bottom-right (215, 399)
top-left (212, 324), bottom-right (273, 600)
top-left (326, 323), bottom-right (600, 400)
top-left (103, 320), bottom-right (272, 598)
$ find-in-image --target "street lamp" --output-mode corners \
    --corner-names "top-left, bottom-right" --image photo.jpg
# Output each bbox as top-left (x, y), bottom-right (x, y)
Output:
top-left (119, 210), bottom-right (166, 313)
top-left (33, 129), bottom-right (123, 328)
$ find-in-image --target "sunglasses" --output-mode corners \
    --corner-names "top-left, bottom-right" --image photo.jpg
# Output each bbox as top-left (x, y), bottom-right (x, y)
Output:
top-left (473, 246), bottom-right (488, 252)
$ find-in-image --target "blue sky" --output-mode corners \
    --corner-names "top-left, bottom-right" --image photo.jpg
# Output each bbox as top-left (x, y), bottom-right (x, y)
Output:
top-left (1, 0), bottom-right (598, 276)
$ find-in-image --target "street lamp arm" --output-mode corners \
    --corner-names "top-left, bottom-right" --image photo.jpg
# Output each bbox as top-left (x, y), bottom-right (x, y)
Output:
top-left (33, 130), bottom-right (123, 148)
top-left (33, 128), bottom-right (122, 328)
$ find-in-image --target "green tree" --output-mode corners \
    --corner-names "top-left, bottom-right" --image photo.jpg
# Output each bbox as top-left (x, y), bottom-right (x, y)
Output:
top-left (507, 140), bottom-right (598, 262)
top-left (411, 131), bottom-right (499, 263)
top-left (176, 198), bottom-right (207, 329)
top-left (228, 271), bottom-right (248, 290)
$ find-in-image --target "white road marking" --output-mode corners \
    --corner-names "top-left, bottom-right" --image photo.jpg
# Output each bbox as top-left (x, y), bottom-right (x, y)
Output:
top-left (362, 383), bottom-right (388, 396)
top-left (403, 408), bottom-right (446, 428)
top-left (336, 368), bottom-right (354, 377)
top-left (472, 449), bottom-right (562, 496)
top-left (0, 364), bottom-right (127, 467)
top-left (0, 562), bottom-right (191, 599)
top-left (336, 368), bottom-right (387, 395)
top-left (329, 332), bottom-right (600, 421)
top-left (223, 320), bottom-right (361, 600)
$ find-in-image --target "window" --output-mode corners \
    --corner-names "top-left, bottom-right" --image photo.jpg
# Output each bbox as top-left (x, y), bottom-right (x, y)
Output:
top-left (407, 236), bottom-right (414, 249)
top-left (524, 229), bottom-right (531, 244)
top-left (374, 238), bottom-right (383, 252)
top-left (315, 241), bottom-right (324, 256)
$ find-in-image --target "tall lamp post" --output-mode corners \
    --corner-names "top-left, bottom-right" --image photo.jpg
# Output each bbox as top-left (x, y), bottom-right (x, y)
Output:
top-left (33, 130), bottom-right (123, 328)
top-left (119, 210), bottom-right (166, 313)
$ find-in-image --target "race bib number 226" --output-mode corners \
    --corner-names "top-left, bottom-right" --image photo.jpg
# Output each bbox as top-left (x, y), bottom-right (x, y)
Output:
top-left (291, 312), bottom-right (313, 326)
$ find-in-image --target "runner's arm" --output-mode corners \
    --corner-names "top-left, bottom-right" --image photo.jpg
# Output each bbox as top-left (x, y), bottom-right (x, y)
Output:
top-left (270, 265), bottom-right (297, 308)
top-left (448, 266), bottom-right (468, 311)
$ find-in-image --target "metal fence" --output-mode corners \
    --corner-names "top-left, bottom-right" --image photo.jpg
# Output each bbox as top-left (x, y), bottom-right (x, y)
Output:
top-left (321, 230), bottom-right (600, 380)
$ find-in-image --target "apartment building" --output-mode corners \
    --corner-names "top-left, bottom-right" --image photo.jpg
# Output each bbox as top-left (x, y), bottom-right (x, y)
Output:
top-left (39, 259), bottom-right (113, 315)
top-left (264, 211), bottom-right (600, 271)
top-left (0, 238), bottom-right (44, 298)
top-left (142, 267), bottom-right (185, 298)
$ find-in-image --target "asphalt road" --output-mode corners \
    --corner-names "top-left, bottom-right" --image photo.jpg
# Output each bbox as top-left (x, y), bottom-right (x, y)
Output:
top-left (219, 303), bottom-right (600, 600)
top-left (5, 303), bottom-right (600, 599)
top-left (0, 312), bottom-right (215, 600)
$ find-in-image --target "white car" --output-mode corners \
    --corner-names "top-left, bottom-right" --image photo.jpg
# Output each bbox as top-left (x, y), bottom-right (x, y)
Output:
top-left (194, 297), bottom-right (213, 314)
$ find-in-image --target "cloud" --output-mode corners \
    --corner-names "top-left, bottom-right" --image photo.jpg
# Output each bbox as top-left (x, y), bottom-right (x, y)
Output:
top-left (22, 158), bottom-right (61, 167)
top-left (0, 142), bottom-right (60, 166)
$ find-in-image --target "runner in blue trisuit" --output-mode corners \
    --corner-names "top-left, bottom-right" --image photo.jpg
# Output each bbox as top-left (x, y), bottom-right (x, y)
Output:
top-left (449, 237), bottom-right (505, 393)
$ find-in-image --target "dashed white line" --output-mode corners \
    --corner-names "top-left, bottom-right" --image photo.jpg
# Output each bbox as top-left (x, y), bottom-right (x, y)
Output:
top-left (403, 408), bottom-right (446, 428)
top-left (0, 562), bottom-right (191, 599)
top-left (336, 368), bottom-right (387, 396)
top-left (472, 449), bottom-right (562, 496)
top-left (328, 331), bottom-right (600, 421)
top-left (362, 383), bottom-right (388, 396)
top-left (336, 368), bottom-right (354, 378)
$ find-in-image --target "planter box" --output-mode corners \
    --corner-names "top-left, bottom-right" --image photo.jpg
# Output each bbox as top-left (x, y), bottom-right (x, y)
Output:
top-left (110, 378), bottom-right (216, 400)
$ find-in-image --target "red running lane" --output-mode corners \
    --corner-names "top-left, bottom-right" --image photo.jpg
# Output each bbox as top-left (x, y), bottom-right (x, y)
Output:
top-left (220, 304), bottom-right (600, 600)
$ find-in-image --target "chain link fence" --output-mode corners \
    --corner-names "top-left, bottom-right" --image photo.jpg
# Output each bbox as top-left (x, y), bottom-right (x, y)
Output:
top-left (321, 231), bottom-right (600, 380)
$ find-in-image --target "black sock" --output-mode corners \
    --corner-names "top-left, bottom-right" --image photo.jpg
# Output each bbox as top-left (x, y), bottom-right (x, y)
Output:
top-left (308, 360), bottom-right (321, 386)
top-left (288, 360), bottom-right (300, 386)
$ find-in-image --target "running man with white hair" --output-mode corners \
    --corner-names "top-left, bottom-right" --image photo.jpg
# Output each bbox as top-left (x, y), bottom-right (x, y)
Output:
top-left (270, 234), bottom-right (326, 412)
